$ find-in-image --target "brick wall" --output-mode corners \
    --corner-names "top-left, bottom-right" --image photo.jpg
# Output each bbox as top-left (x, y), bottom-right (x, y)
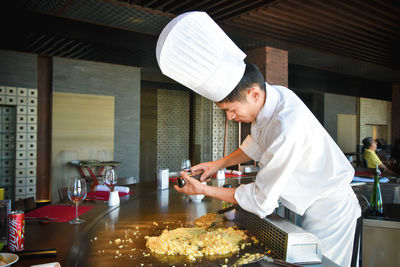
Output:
top-left (246, 46), bottom-right (288, 87)
top-left (359, 97), bottom-right (392, 144)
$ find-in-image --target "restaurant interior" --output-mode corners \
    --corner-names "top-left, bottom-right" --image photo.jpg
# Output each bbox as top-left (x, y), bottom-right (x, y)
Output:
top-left (0, 0), bottom-right (399, 266)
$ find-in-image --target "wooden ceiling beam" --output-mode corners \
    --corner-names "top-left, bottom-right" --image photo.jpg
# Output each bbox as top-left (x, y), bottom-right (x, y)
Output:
top-left (354, 0), bottom-right (400, 23)
top-left (242, 12), bottom-right (389, 58)
top-left (213, 0), bottom-right (272, 21)
top-left (253, 8), bottom-right (392, 53)
top-left (227, 18), bottom-right (390, 66)
top-left (331, 0), bottom-right (400, 27)
top-left (167, 0), bottom-right (218, 13)
top-left (306, 0), bottom-right (397, 35)
top-left (286, 0), bottom-right (394, 40)
top-left (256, 6), bottom-right (393, 49)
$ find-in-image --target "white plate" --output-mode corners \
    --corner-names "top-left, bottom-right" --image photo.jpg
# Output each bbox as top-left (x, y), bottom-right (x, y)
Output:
top-left (0, 253), bottom-right (19, 266)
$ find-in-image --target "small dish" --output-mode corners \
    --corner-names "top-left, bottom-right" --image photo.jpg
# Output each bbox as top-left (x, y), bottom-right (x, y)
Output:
top-left (189, 194), bottom-right (205, 203)
top-left (0, 252), bottom-right (19, 266)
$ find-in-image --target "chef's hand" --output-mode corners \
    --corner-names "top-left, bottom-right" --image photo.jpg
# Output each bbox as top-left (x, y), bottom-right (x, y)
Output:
top-left (174, 171), bottom-right (207, 195)
top-left (191, 161), bottom-right (223, 182)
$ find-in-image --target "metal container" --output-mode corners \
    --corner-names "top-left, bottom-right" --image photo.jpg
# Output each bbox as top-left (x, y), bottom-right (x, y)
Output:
top-left (235, 206), bottom-right (322, 264)
top-left (8, 210), bottom-right (25, 251)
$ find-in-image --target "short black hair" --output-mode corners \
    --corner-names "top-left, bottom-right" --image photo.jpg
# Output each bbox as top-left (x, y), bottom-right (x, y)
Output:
top-left (218, 61), bottom-right (266, 103)
top-left (362, 137), bottom-right (373, 152)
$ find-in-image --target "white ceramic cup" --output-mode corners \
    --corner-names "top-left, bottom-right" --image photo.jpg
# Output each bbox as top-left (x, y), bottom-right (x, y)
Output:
top-left (189, 182), bottom-right (207, 203)
top-left (108, 191), bottom-right (120, 207)
top-left (217, 169), bottom-right (225, 180)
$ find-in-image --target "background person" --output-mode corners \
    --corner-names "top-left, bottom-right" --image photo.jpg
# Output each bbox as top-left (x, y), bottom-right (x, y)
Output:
top-left (362, 137), bottom-right (399, 176)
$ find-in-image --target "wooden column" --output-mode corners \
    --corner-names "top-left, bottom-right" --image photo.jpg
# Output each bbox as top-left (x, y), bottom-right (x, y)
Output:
top-left (392, 83), bottom-right (400, 144)
top-left (246, 46), bottom-right (288, 87)
top-left (37, 55), bottom-right (52, 202)
top-left (239, 46), bottom-right (288, 168)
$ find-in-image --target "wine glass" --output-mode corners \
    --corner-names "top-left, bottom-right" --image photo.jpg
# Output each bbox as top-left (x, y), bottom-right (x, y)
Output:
top-left (104, 168), bottom-right (117, 191)
top-left (181, 159), bottom-right (191, 172)
top-left (67, 177), bottom-right (87, 224)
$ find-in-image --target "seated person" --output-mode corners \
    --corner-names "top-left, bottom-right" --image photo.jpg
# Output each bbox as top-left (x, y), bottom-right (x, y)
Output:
top-left (362, 137), bottom-right (400, 176)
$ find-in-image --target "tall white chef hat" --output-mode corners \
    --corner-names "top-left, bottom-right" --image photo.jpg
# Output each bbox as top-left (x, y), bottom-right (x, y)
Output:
top-left (156, 11), bottom-right (246, 102)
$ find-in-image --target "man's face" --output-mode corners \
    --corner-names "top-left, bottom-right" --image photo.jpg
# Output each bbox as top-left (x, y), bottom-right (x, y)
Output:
top-left (216, 99), bottom-right (258, 123)
top-left (371, 140), bottom-right (378, 151)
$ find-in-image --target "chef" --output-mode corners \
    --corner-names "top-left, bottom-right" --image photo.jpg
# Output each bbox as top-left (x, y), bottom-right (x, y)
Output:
top-left (156, 11), bottom-right (361, 267)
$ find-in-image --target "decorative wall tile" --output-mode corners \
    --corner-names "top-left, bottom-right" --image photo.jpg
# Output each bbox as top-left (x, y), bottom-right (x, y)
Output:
top-left (17, 97), bottom-right (26, 105)
top-left (6, 87), bottom-right (16, 96)
top-left (28, 89), bottom-right (37, 98)
top-left (5, 96), bottom-right (16, 105)
top-left (1, 86), bottom-right (38, 201)
top-left (17, 106), bottom-right (27, 114)
top-left (27, 125), bottom-right (37, 133)
top-left (15, 187), bottom-right (26, 196)
top-left (17, 88), bottom-right (27, 97)
top-left (27, 177), bottom-right (36, 186)
top-left (157, 89), bottom-right (189, 172)
top-left (28, 97), bottom-right (37, 106)
top-left (16, 178), bottom-right (26, 187)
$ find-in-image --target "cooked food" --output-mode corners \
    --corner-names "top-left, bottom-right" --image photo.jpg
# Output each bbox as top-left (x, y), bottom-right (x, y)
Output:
top-left (145, 226), bottom-right (248, 261)
top-left (0, 254), bottom-right (6, 266)
top-left (233, 252), bottom-right (266, 266)
top-left (193, 213), bottom-right (216, 227)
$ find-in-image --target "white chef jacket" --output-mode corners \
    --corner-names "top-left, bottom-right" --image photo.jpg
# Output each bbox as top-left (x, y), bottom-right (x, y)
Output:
top-left (235, 82), bottom-right (361, 266)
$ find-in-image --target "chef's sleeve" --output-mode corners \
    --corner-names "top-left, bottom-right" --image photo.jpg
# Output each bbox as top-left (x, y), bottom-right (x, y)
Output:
top-left (239, 135), bottom-right (262, 161)
top-left (235, 124), bottom-right (304, 218)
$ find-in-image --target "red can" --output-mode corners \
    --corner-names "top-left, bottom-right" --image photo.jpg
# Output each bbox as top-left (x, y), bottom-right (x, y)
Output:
top-left (8, 210), bottom-right (25, 252)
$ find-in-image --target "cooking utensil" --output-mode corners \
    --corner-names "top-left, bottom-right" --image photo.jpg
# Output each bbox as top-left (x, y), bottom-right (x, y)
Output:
top-left (245, 255), bottom-right (302, 267)
top-left (216, 205), bottom-right (235, 214)
top-left (17, 249), bottom-right (57, 259)
top-left (176, 172), bottom-right (204, 188)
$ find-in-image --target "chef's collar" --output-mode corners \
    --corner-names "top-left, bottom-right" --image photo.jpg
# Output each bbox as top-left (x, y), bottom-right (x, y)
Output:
top-left (253, 82), bottom-right (279, 126)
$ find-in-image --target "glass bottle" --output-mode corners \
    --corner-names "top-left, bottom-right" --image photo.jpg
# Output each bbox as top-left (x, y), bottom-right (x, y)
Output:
top-left (370, 164), bottom-right (384, 216)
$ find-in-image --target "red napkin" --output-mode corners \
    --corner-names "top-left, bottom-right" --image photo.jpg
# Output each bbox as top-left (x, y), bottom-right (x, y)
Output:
top-left (86, 191), bottom-right (131, 201)
top-left (25, 205), bottom-right (94, 222)
top-left (355, 171), bottom-right (374, 177)
top-left (169, 177), bottom-right (179, 183)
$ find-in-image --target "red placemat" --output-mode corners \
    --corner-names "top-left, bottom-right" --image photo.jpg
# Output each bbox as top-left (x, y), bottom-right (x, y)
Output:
top-left (354, 171), bottom-right (374, 177)
top-left (25, 205), bottom-right (94, 222)
top-left (86, 191), bottom-right (131, 201)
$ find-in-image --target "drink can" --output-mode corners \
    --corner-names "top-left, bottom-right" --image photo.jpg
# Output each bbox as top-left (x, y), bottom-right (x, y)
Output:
top-left (8, 210), bottom-right (25, 251)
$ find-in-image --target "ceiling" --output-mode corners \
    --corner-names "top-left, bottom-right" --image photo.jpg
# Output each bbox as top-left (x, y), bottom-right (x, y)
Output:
top-left (1, 0), bottom-right (400, 84)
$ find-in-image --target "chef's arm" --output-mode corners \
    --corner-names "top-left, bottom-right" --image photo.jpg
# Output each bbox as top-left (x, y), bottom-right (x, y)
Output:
top-left (192, 148), bottom-right (252, 181)
top-left (216, 148), bottom-right (252, 168)
top-left (202, 186), bottom-right (238, 204)
top-left (175, 173), bottom-right (238, 204)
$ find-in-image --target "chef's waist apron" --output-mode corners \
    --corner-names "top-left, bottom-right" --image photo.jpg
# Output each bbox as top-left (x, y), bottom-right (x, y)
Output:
top-left (301, 185), bottom-right (361, 267)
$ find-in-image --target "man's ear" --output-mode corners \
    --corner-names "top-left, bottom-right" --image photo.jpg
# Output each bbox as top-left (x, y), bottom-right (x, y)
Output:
top-left (248, 87), bottom-right (261, 102)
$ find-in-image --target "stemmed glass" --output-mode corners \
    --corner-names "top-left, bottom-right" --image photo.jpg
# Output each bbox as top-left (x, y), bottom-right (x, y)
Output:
top-left (67, 177), bottom-right (87, 224)
top-left (104, 168), bottom-right (117, 192)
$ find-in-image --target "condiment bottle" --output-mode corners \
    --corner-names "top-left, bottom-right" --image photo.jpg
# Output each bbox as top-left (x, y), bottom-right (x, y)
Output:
top-left (370, 164), bottom-right (384, 216)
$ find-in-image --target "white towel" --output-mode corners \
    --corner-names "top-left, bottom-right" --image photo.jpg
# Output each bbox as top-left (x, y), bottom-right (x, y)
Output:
top-left (96, 185), bottom-right (130, 193)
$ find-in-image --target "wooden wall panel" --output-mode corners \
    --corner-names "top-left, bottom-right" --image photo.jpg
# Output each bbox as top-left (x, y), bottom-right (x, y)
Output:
top-left (52, 92), bottom-right (114, 201)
